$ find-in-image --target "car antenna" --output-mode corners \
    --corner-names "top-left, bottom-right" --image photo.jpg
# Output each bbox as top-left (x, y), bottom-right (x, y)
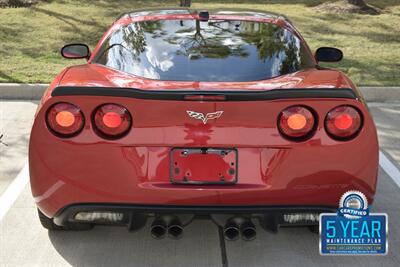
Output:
top-left (180, 0), bottom-right (191, 7)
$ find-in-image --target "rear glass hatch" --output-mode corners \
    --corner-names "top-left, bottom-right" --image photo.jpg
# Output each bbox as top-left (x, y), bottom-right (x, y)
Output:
top-left (93, 19), bottom-right (315, 82)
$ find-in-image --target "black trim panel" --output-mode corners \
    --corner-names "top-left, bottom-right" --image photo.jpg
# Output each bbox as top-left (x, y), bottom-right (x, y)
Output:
top-left (53, 203), bottom-right (336, 226)
top-left (51, 86), bottom-right (357, 101)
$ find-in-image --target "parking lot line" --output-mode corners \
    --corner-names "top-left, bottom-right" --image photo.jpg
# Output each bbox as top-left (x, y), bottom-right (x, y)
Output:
top-left (379, 151), bottom-right (400, 188)
top-left (0, 162), bottom-right (29, 221)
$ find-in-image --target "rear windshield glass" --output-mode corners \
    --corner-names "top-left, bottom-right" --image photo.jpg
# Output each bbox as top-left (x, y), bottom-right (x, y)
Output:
top-left (93, 19), bottom-right (315, 82)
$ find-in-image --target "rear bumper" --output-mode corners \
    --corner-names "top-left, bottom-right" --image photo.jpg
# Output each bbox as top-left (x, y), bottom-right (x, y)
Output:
top-left (30, 143), bottom-right (379, 218)
top-left (53, 203), bottom-right (337, 229)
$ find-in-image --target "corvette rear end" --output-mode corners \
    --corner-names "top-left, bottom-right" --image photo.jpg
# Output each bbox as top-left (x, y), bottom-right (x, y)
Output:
top-left (29, 8), bottom-right (378, 240)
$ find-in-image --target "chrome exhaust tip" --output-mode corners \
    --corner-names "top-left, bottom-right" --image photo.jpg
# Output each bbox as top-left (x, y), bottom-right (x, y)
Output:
top-left (150, 219), bottom-right (167, 239)
top-left (168, 224), bottom-right (183, 239)
top-left (223, 221), bottom-right (240, 241)
top-left (168, 220), bottom-right (184, 240)
top-left (240, 220), bottom-right (256, 241)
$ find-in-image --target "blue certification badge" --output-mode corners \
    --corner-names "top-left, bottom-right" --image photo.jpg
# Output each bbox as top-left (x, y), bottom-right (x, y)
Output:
top-left (319, 191), bottom-right (388, 255)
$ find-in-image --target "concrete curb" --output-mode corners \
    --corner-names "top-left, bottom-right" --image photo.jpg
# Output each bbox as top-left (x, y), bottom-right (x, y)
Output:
top-left (0, 84), bottom-right (399, 102)
top-left (358, 87), bottom-right (400, 102)
top-left (0, 83), bottom-right (48, 101)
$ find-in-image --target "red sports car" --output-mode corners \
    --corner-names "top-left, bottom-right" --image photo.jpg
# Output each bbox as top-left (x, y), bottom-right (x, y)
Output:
top-left (29, 8), bottom-right (379, 240)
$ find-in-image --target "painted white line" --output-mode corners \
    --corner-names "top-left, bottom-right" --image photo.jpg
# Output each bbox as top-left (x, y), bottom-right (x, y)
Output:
top-left (379, 151), bottom-right (400, 188)
top-left (0, 163), bottom-right (29, 221)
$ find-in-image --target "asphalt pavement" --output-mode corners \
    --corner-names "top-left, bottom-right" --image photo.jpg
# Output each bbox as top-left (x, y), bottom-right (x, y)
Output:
top-left (0, 100), bottom-right (399, 267)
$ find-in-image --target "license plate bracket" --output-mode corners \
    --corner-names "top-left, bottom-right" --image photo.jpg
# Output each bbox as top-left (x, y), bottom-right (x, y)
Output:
top-left (170, 148), bottom-right (238, 185)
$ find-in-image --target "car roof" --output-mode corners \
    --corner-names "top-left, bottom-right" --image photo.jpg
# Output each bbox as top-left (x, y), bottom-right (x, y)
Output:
top-left (114, 7), bottom-right (294, 27)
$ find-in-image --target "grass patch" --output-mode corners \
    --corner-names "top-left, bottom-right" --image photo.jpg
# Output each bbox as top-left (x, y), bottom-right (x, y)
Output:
top-left (0, 0), bottom-right (399, 85)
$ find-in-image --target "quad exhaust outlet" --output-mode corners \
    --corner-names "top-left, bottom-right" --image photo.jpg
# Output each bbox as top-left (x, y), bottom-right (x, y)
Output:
top-left (149, 213), bottom-right (320, 240)
top-left (223, 220), bottom-right (240, 241)
top-left (240, 220), bottom-right (257, 241)
top-left (150, 216), bottom-right (184, 240)
top-left (168, 218), bottom-right (184, 239)
top-left (223, 217), bottom-right (256, 241)
top-left (150, 218), bottom-right (167, 239)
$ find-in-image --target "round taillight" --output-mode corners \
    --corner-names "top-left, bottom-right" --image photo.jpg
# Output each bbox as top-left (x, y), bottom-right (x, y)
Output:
top-left (46, 102), bottom-right (84, 137)
top-left (325, 105), bottom-right (362, 140)
top-left (278, 106), bottom-right (316, 140)
top-left (93, 104), bottom-right (132, 139)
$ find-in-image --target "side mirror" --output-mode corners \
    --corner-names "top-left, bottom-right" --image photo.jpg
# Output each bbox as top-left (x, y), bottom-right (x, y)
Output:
top-left (61, 44), bottom-right (90, 59)
top-left (315, 47), bottom-right (343, 62)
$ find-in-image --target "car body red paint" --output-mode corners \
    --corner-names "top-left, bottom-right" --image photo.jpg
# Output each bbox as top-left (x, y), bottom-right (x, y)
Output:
top-left (29, 9), bottom-right (378, 229)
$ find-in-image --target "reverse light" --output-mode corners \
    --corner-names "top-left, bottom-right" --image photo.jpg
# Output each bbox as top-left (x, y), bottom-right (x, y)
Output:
top-left (46, 102), bottom-right (84, 137)
top-left (93, 103), bottom-right (132, 139)
top-left (278, 106), bottom-right (316, 140)
top-left (283, 213), bottom-right (319, 224)
top-left (74, 212), bottom-right (125, 223)
top-left (325, 105), bottom-right (362, 140)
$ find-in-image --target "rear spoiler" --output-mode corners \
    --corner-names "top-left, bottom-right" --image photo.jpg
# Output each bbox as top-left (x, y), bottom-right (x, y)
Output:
top-left (51, 87), bottom-right (357, 101)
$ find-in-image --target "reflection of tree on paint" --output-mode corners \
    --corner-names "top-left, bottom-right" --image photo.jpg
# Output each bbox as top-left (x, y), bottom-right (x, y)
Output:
top-left (122, 147), bottom-right (147, 182)
top-left (183, 123), bottom-right (213, 145)
top-left (154, 122), bottom-right (212, 180)
top-left (93, 19), bottom-right (314, 82)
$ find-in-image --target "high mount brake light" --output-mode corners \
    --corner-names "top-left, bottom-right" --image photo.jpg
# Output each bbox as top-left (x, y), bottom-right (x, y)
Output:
top-left (46, 102), bottom-right (84, 137)
top-left (325, 105), bottom-right (362, 140)
top-left (278, 106), bottom-right (316, 141)
top-left (93, 104), bottom-right (132, 139)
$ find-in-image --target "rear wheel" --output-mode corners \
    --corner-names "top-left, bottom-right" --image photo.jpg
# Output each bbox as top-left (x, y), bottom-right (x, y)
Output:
top-left (37, 209), bottom-right (93, 231)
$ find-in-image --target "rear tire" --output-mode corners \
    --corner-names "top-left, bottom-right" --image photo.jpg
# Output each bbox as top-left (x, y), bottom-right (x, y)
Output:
top-left (37, 209), bottom-right (93, 231)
